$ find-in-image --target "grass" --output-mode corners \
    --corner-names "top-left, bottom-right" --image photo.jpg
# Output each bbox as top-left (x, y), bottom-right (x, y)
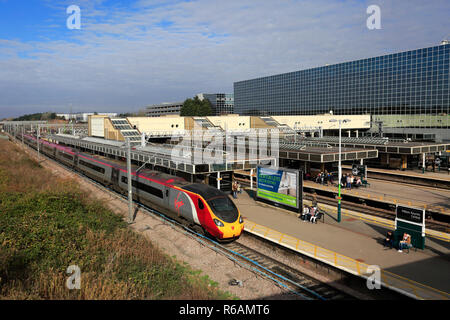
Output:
top-left (0, 139), bottom-right (233, 300)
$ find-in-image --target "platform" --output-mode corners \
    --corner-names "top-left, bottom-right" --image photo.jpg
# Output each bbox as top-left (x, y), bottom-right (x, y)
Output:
top-left (304, 179), bottom-right (450, 216)
top-left (234, 189), bottom-right (450, 300)
top-left (343, 166), bottom-right (450, 182)
top-left (234, 169), bottom-right (450, 216)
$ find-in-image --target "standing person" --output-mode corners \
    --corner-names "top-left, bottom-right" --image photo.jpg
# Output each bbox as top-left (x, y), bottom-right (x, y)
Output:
top-left (341, 174), bottom-right (346, 188)
top-left (346, 174), bottom-right (352, 190)
top-left (232, 181), bottom-right (238, 199)
top-left (312, 193), bottom-right (318, 208)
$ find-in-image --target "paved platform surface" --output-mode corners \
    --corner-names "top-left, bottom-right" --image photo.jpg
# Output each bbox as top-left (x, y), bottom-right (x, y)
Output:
top-left (342, 165), bottom-right (450, 182)
top-left (304, 179), bottom-right (450, 214)
top-left (233, 189), bottom-right (450, 298)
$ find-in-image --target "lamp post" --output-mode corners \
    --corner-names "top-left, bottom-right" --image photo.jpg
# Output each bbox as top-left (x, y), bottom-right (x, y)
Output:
top-left (329, 118), bottom-right (351, 223)
top-left (126, 138), bottom-right (134, 224)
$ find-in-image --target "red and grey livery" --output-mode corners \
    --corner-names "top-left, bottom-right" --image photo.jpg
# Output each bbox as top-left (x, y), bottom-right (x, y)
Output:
top-left (22, 134), bottom-right (244, 241)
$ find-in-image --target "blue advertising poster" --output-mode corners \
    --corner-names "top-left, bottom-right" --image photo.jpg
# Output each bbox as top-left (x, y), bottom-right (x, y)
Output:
top-left (256, 166), bottom-right (299, 208)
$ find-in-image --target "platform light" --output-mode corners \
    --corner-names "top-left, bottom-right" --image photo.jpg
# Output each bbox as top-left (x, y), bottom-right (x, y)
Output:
top-left (329, 119), bottom-right (351, 223)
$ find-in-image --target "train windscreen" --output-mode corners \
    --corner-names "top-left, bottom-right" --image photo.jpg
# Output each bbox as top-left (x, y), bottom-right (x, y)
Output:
top-left (207, 196), bottom-right (239, 223)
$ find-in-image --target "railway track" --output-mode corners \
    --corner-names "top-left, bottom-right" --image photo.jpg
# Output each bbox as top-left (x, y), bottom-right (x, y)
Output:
top-left (233, 174), bottom-right (450, 234)
top-left (222, 240), bottom-right (353, 300)
top-left (10, 134), bottom-right (355, 301)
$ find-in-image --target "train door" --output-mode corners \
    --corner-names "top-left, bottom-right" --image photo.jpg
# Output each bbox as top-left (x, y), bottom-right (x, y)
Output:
top-left (195, 196), bottom-right (207, 223)
top-left (163, 187), bottom-right (170, 209)
top-left (111, 168), bottom-right (119, 186)
top-left (74, 153), bottom-right (79, 168)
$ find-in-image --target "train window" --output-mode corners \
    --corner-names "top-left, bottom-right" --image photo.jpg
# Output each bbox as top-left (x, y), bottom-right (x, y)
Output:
top-left (207, 196), bottom-right (239, 223)
top-left (121, 176), bottom-right (163, 199)
top-left (198, 198), bottom-right (204, 210)
top-left (79, 159), bottom-right (105, 174)
top-left (61, 153), bottom-right (73, 161)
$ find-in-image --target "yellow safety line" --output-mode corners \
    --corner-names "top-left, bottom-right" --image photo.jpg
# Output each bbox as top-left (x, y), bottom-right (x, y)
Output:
top-left (243, 219), bottom-right (450, 300)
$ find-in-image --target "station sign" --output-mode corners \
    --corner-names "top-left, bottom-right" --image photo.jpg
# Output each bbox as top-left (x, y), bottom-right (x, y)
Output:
top-left (396, 205), bottom-right (424, 224)
top-left (256, 166), bottom-right (302, 209)
top-left (395, 204), bottom-right (426, 250)
top-left (352, 164), bottom-right (367, 178)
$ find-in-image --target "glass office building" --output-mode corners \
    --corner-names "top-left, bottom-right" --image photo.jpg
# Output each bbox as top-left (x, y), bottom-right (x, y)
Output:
top-left (198, 93), bottom-right (234, 115)
top-left (234, 43), bottom-right (450, 140)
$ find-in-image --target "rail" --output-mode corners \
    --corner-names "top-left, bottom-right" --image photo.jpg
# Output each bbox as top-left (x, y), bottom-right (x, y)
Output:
top-left (244, 219), bottom-right (450, 300)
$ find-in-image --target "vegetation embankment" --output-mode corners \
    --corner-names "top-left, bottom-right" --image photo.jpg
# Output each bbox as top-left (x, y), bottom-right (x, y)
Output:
top-left (0, 140), bottom-right (231, 299)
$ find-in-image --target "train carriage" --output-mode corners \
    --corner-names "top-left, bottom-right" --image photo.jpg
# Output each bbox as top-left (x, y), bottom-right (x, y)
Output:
top-left (18, 133), bottom-right (244, 242)
top-left (55, 148), bottom-right (76, 167)
top-left (76, 154), bottom-right (113, 185)
top-left (117, 170), bottom-right (167, 207)
top-left (41, 142), bottom-right (56, 158)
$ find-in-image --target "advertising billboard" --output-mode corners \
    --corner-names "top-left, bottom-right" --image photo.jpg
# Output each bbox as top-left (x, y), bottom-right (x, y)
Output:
top-left (256, 166), bottom-right (301, 209)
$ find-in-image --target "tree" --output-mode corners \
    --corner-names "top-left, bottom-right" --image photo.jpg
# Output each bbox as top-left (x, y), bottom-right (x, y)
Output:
top-left (198, 98), bottom-right (212, 116)
top-left (180, 98), bottom-right (195, 116)
top-left (180, 96), bottom-right (212, 116)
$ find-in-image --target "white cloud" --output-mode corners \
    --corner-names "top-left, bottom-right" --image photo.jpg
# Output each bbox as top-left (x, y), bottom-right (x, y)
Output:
top-left (0, 0), bottom-right (449, 117)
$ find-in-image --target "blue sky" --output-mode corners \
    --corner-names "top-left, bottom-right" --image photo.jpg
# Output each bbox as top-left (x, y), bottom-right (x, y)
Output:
top-left (0, 0), bottom-right (449, 118)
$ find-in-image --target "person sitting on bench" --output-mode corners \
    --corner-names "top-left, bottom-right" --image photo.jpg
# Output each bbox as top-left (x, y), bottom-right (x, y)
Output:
top-left (310, 207), bottom-right (322, 223)
top-left (304, 206), bottom-right (315, 222)
top-left (301, 206), bottom-right (310, 221)
top-left (398, 233), bottom-right (412, 252)
top-left (383, 231), bottom-right (394, 248)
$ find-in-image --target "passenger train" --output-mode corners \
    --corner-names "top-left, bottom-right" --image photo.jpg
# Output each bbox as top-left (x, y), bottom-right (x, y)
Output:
top-left (21, 134), bottom-right (244, 241)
